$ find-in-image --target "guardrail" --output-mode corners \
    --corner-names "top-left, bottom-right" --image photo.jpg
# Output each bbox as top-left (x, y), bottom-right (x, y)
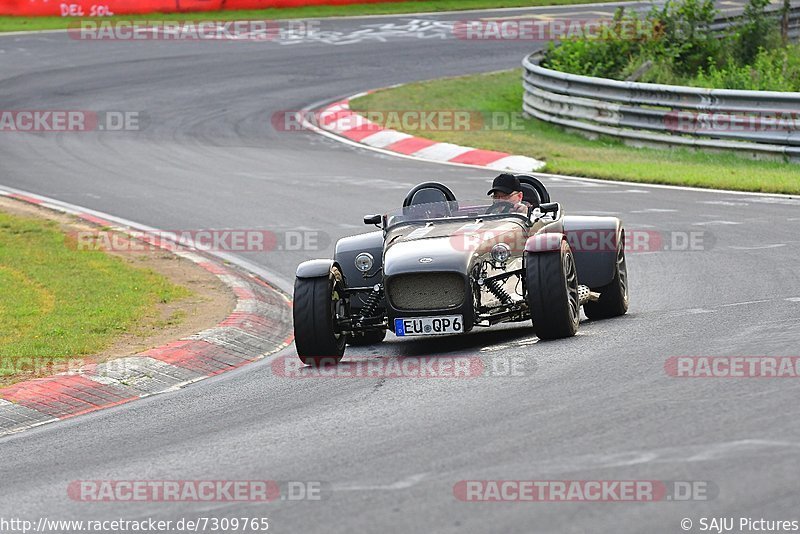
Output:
top-left (522, 7), bottom-right (800, 160)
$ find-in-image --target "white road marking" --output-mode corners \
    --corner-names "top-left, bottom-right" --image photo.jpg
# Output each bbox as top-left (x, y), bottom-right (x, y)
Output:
top-left (717, 298), bottom-right (775, 308)
top-left (580, 210), bottom-right (620, 215)
top-left (747, 197), bottom-right (800, 205)
top-left (330, 113), bottom-right (369, 132)
top-left (216, 274), bottom-right (250, 288)
top-left (700, 200), bottom-right (749, 207)
top-left (728, 244), bottom-right (787, 250)
top-left (334, 473), bottom-right (428, 491)
top-left (578, 189), bottom-right (649, 194)
top-left (0, 0), bottom-right (664, 39)
top-left (664, 296), bottom-right (800, 317)
top-left (630, 208), bottom-right (677, 213)
top-left (692, 220), bottom-right (742, 226)
top-left (516, 439), bottom-right (800, 474)
top-left (543, 182), bottom-right (607, 188)
top-left (412, 142), bottom-right (474, 161)
top-left (485, 155), bottom-right (546, 172)
top-left (360, 130), bottom-right (412, 148)
top-left (328, 176), bottom-right (412, 189)
top-left (480, 344), bottom-right (510, 352)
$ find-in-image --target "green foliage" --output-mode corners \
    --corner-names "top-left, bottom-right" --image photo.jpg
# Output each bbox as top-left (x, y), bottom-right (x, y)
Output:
top-left (541, 7), bottom-right (649, 78)
top-left (735, 0), bottom-right (775, 64)
top-left (541, 0), bottom-right (793, 90)
top-left (695, 45), bottom-right (800, 90)
top-left (0, 211), bottom-right (189, 369)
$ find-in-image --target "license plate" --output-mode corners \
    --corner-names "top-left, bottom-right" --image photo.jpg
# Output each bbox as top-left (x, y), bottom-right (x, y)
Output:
top-left (394, 315), bottom-right (463, 336)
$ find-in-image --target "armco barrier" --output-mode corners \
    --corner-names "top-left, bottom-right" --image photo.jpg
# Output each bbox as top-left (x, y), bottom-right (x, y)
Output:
top-left (522, 7), bottom-right (800, 160)
top-left (0, 0), bottom-right (405, 17)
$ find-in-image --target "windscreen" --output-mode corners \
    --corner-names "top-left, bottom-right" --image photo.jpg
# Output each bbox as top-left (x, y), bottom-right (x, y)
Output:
top-left (385, 199), bottom-right (529, 228)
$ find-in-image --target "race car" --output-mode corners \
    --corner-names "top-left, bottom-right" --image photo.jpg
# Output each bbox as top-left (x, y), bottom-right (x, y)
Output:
top-left (293, 175), bottom-right (628, 366)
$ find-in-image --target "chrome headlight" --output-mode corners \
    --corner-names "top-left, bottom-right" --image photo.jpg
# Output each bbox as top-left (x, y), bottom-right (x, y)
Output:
top-left (491, 243), bottom-right (511, 263)
top-left (355, 252), bottom-right (374, 272)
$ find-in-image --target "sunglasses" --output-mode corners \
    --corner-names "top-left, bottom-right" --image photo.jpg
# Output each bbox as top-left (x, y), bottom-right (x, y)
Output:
top-left (491, 191), bottom-right (519, 200)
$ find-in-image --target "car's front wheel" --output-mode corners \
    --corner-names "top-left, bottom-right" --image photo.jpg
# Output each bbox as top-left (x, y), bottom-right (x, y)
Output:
top-left (525, 239), bottom-right (580, 340)
top-left (293, 267), bottom-right (347, 366)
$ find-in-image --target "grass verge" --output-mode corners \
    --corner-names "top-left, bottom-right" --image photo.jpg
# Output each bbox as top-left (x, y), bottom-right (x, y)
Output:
top-left (1, 0), bottom-right (617, 33)
top-left (0, 206), bottom-right (190, 380)
top-left (350, 69), bottom-right (800, 194)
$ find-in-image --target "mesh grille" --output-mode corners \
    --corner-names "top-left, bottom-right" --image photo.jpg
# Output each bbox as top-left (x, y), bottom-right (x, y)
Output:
top-left (387, 273), bottom-right (465, 311)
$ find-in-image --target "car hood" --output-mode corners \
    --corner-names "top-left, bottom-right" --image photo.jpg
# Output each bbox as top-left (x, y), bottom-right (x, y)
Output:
top-left (383, 218), bottom-right (526, 277)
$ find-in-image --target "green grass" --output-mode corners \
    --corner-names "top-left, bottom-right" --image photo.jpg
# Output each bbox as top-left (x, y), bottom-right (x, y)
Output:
top-left (350, 69), bottom-right (800, 194)
top-left (0, 210), bottom-right (189, 379)
top-left (0, 0), bottom-right (618, 33)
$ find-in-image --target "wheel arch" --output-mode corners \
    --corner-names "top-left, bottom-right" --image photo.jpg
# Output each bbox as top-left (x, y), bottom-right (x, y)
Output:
top-left (295, 258), bottom-right (342, 279)
top-left (562, 216), bottom-right (623, 289)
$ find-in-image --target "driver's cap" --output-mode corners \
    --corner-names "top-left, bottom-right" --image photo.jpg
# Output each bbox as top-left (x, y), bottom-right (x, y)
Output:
top-left (487, 173), bottom-right (521, 196)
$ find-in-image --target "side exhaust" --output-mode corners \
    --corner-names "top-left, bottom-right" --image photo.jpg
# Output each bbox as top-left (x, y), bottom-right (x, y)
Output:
top-left (578, 285), bottom-right (600, 306)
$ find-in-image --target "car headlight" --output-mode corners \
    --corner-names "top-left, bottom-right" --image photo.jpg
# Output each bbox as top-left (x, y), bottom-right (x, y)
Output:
top-left (355, 252), bottom-right (374, 272)
top-left (491, 243), bottom-right (511, 263)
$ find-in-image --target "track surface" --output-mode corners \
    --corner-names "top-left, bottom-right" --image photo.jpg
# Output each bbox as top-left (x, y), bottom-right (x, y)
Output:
top-left (2, 3), bottom-right (800, 532)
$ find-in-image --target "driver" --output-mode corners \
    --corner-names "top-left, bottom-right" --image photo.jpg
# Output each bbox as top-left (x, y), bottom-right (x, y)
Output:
top-left (487, 173), bottom-right (527, 213)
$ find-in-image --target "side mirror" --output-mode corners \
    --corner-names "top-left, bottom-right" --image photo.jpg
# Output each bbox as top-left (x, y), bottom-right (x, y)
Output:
top-left (538, 202), bottom-right (559, 216)
top-left (364, 214), bottom-right (382, 226)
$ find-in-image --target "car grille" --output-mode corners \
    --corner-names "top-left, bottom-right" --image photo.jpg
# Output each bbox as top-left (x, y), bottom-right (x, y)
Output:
top-left (387, 273), bottom-right (466, 311)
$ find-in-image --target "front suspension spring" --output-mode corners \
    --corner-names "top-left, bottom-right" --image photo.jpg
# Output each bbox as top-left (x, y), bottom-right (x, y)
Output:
top-left (360, 287), bottom-right (383, 319)
top-left (485, 278), bottom-right (513, 305)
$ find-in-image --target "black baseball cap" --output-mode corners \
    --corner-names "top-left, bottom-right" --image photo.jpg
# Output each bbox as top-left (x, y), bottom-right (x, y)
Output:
top-left (487, 173), bottom-right (521, 196)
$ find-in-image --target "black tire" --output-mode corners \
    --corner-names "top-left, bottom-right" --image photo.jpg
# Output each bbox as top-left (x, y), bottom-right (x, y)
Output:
top-left (347, 329), bottom-right (387, 346)
top-left (525, 239), bottom-right (580, 340)
top-left (583, 231), bottom-right (629, 320)
top-left (293, 267), bottom-right (347, 366)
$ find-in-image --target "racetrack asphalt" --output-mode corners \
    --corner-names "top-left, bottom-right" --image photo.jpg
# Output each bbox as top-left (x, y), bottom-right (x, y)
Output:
top-left (2, 2), bottom-right (800, 532)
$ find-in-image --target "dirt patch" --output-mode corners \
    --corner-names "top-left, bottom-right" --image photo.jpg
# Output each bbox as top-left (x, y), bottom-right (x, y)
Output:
top-left (0, 196), bottom-right (236, 386)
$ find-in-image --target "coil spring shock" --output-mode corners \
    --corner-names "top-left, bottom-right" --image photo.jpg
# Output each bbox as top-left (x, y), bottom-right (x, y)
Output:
top-left (485, 278), bottom-right (513, 305)
top-left (360, 287), bottom-right (383, 319)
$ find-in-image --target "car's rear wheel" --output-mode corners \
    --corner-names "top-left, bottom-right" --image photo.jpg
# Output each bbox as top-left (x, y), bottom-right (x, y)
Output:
top-left (525, 239), bottom-right (580, 340)
top-left (584, 231), bottom-right (629, 320)
top-left (348, 329), bottom-right (387, 346)
top-left (293, 267), bottom-right (347, 366)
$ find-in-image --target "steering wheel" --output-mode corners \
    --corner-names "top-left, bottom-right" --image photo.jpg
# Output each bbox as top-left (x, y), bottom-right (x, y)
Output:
top-left (486, 201), bottom-right (514, 214)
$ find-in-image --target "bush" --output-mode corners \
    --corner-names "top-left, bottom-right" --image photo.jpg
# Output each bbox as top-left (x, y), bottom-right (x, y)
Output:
top-left (735, 0), bottom-right (778, 64)
top-left (541, 0), bottom-right (792, 90)
top-left (694, 45), bottom-right (800, 90)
